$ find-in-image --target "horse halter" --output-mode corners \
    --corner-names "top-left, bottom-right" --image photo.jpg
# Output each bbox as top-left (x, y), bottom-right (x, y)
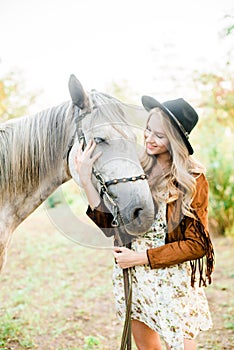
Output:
top-left (73, 102), bottom-right (148, 228)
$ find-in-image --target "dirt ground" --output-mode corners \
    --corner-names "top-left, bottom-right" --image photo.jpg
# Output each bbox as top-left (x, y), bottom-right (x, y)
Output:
top-left (0, 207), bottom-right (233, 350)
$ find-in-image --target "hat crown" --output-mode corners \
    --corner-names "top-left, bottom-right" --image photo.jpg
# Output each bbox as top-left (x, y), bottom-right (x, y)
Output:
top-left (163, 98), bottom-right (198, 135)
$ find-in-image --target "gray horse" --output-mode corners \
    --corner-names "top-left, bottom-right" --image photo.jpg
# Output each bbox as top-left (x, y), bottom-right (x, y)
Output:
top-left (0, 75), bottom-right (154, 271)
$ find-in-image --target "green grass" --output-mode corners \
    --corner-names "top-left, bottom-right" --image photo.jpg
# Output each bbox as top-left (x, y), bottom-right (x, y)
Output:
top-left (0, 204), bottom-right (116, 349)
top-left (0, 311), bottom-right (35, 349)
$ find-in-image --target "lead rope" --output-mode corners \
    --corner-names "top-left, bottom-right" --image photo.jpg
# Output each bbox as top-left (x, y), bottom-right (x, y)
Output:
top-left (113, 212), bottom-right (132, 350)
top-left (120, 261), bottom-right (132, 350)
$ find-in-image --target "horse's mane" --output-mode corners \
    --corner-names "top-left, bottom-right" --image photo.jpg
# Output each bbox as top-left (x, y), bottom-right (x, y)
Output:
top-left (0, 101), bottom-right (74, 202)
top-left (90, 91), bottom-right (125, 119)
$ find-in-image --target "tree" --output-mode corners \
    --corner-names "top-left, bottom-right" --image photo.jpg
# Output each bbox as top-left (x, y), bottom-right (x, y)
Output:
top-left (192, 63), bottom-right (234, 236)
top-left (0, 69), bottom-right (38, 122)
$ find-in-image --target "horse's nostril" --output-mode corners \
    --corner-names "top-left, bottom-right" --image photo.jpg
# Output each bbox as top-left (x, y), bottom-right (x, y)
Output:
top-left (133, 207), bottom-right (143, 220)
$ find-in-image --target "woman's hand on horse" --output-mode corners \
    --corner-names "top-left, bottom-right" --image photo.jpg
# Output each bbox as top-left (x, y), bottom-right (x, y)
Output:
top-left (75, 139), bottom-right (102, 187)
top-left (113, 247), bottom-right (149, 269)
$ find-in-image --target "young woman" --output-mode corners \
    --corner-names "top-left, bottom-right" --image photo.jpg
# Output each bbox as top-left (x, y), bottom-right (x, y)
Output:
top-left (75, 96), bottom-right (214, 350)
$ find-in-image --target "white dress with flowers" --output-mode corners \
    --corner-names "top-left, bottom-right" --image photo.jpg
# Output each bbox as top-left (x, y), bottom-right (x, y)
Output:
top-left (112, 196), bottom-right (212, 350)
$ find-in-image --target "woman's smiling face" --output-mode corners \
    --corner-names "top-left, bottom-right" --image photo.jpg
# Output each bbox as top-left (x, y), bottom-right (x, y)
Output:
top-left (144, 113), bottom-right (170, 157)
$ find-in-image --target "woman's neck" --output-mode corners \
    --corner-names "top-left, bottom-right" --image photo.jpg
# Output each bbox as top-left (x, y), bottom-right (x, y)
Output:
top-left (156, 152), bottom-right (172, 171)
top-left (148, 156), bottom-right (171, 182)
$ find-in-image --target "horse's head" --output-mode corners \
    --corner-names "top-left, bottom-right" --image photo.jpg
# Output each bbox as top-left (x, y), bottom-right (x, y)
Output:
top-left (68, 75), bottom-right (154, 236)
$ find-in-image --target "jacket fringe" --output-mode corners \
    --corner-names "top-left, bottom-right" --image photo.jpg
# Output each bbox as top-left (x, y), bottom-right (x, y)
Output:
top-left (189, 216), bottom-right (215, 287)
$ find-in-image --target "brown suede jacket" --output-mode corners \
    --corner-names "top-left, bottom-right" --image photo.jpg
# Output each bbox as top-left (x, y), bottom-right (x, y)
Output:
top-left (86, 173), bottom-right (214, 286)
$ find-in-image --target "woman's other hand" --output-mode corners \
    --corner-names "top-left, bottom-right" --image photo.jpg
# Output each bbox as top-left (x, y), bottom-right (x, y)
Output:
top-left (113, 247), bottom-right (149, 269)
top-left (75, 139), bottom-right (102, 187)
top-left (74, 139), bottom-right (102, 210)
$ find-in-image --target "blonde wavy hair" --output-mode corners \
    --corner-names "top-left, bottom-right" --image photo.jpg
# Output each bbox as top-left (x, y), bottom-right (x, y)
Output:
top-left (140, 107), bottom-right (206, 218)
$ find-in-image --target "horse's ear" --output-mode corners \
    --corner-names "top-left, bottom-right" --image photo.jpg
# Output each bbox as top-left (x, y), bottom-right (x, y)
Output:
top-left (68, 74), bottom-right (89, 109)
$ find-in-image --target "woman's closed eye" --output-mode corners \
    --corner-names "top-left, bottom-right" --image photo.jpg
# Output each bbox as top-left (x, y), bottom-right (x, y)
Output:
top-left (145, 127), bottom-right (164, 139)
top-left (155, 134), bottom-right (164, 139)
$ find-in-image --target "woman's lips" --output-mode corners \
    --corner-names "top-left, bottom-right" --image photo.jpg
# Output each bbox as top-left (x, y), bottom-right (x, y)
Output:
top-left (146, 143), bottom-right (157, 150)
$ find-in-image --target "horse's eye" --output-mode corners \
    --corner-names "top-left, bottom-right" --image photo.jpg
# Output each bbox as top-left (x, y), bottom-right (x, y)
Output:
top-left (94, 137), bottom-right (106, 144)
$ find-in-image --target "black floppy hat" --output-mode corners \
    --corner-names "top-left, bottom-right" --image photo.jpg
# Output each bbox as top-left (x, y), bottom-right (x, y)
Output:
top-left (142, 96), bottom-right (199, 155)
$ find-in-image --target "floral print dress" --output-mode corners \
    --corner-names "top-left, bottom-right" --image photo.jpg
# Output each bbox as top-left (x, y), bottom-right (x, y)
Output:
top-left (112, 196), bottom-right (212, 350)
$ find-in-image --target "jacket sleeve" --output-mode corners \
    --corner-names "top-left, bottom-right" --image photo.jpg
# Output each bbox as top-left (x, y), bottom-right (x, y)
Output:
top-left (86, 200), bottom-right (115, 237)
top-left (147, 173), bottom-right (209, 269)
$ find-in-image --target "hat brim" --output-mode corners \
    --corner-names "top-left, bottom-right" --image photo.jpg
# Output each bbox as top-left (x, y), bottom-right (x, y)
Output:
top-left (141, 95), bottom-right (194, 155)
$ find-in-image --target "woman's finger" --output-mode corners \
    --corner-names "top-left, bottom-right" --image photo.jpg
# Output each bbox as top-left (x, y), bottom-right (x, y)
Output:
top-left (81, 139), bottom-right (94, 156)
top-left (77, 139), bottom-right (84, 153)
top-left (91, 151), bottom-right (102, 164)
top-left (86, 140), bottom-right (97, 157)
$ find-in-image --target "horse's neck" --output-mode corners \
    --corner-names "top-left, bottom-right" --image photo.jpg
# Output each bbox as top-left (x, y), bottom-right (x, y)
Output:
top-left (0, 102), bottom-right (74, 232)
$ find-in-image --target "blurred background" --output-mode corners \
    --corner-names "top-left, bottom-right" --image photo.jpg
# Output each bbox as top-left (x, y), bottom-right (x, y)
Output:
top-left (0, 0), bottom-right (234, 350)
top-left (1, 0), bottom-right (233, 236)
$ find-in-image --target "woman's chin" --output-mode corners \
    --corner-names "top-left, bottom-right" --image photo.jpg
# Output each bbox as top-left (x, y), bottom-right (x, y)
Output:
top-left (146, 148), bottom-right (156, 156)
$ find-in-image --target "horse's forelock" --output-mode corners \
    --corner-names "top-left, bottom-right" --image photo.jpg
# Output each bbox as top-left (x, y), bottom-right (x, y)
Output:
top-left (88, 91), bottom-right (133, 139)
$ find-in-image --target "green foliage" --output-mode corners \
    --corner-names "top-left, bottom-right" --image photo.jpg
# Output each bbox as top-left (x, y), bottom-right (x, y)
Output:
top-left (47, 191), bottom-right (63, 208)
top-left (195, 72), bottom-right (234, 128)
top-left (222, 14), bottom-right (234, 37)
top-left (207, 143), bottom-right (234, 236)
top-left (0, 69), bottom-right (38, 122)
top-left (46, 180), bottom-right (87, 211)
top-left (192, 65), bottom-right (234, 236)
